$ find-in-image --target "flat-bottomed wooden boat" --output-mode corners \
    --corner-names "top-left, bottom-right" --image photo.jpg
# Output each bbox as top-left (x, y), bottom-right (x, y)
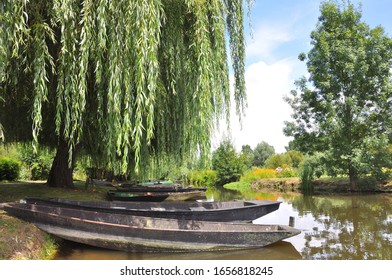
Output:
top-left (2, 203), bottom-right (300, 252)
top-left (24, 197), bottom-right (281, 222)
top-left (106, 191), bottom-right (169, 202)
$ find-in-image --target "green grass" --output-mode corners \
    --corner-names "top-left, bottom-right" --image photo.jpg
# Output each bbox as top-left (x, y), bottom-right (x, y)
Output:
top-left (0, 180), bottom-right (110, 259)
top-left (0, 181), bottom-right (108, 203)
top-left (223, 181), bottom-right (251, 191)
top-left (39, 234), bottom-right (59, 260)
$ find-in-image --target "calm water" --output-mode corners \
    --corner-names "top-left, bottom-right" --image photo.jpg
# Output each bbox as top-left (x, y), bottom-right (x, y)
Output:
top-left (54, 187), bottom-right (392, 260)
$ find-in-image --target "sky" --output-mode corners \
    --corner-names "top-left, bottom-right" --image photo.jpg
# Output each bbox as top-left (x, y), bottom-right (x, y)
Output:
top-left (216, 0), bottom-right (392, 153)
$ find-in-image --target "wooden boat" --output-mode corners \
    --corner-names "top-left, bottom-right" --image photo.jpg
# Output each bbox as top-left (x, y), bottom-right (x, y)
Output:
top-left (24, 197), bottom-right (282, 222)
top-left (2, 203), bottom-right (301, 252)
top-left (115, 183), bottom-right (207, 193)
top-left (108, 189), bottom-right (206, 201)
top-left (106, 191), bottom-right (169, 202)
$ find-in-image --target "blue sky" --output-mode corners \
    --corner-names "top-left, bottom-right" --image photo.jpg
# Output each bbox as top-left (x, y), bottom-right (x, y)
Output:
top-left (220, 0), bottom-right (392, 153)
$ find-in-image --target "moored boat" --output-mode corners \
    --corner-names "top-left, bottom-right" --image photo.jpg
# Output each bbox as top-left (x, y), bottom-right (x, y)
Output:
top-left (106, 191), bottom-right (169, 202)
top-left (115, 183), bottom-right (207, 193)
top-left (108, 189), bottom-right (205, 201)
top-left (24, 197), bottom-right (282, 222)
top-left (2, 203), bottom-right (301, 252)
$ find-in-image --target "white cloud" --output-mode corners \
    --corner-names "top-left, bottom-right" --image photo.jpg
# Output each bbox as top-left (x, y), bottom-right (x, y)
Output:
top-left (216, 58), bottom-right (301, 153)
top-left (213, 5), bottom-right (314, 153)
top-left (246, 24), bottom-right (293, 61)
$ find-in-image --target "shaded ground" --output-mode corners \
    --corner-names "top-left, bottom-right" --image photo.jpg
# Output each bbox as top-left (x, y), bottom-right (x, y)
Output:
top-left (0, 181), bottom-right (108, 259)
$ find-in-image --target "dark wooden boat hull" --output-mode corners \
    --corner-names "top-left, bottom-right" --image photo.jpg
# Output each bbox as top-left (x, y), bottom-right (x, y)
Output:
top-left (24, 198), bottom-right (281, 222)
top-left (114, 185), bottom-right (207, 193)
top-left (107, 190), bottom-right (205, 201)
top-left (3, 203), bottom-right (300, 252)
top-left (106, 191), bottom-right (169, 202)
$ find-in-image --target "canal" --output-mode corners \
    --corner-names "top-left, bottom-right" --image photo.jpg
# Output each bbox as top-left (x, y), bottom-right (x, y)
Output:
top-left (54, 187), bottom-right (392, 260)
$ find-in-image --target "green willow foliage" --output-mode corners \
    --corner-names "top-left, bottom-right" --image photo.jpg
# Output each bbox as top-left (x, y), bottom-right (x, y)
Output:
top-left (0, 0), bottom-right (249, 175)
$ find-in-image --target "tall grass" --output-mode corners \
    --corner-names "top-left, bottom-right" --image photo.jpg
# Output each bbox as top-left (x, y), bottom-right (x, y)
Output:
top-left (186, 169), bottom-right (217, 187)
top-left (300, 165), bottom-right (314, 194)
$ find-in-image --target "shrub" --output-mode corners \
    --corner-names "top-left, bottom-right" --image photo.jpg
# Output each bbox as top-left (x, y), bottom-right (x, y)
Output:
top-left (18, 145), bottom-right (54, 180)
top-left (31, 162), bottom-right (51, 180)
top-left (187, 169), bottom-right (217, 187)
top-left (212, 139), bottom-right (243, 186)
top-left (299, 164), bottom-right (314, 194)
top-left (265, 150), bottom-right (305, 169)
top-left (265, 153), bottom-right (292, 169)
top-left (0, 157), bottom-right (21, 181)
top-left (241, 168), bottom-right (277, 182)
top-left (277, 168), bottom-right (297, 178)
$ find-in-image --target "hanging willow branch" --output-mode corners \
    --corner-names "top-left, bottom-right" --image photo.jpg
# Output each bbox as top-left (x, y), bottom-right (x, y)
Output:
top-left (0, 0), bottom-right (250, 175)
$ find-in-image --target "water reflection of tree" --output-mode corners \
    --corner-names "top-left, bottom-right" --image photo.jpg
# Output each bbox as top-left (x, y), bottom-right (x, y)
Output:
top-left (292, 195), bottom-right (392, 259)
top-left (207, 186), bottom-right (242, 201)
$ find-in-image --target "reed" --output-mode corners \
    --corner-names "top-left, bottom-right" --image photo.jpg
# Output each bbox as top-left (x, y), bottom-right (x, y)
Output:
top-left (300, 165), bottom-right (314, 194)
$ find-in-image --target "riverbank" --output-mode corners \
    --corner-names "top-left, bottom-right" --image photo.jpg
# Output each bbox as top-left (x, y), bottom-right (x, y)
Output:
top-left (225, 177), bottom-right (392, 194)
top-left (0, 210), bottom-right (58, 259)
top-left (0, 180), bottom-right (108, 259)
top-left (1, 178), bottom-right (391, 259)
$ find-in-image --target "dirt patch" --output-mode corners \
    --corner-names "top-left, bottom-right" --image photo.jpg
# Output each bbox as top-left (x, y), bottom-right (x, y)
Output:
top-left (0, 211), bottom-right (57, 259)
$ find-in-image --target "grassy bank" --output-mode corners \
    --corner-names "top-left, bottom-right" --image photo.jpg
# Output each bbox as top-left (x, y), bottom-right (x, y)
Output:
top-left (225, 177), bottom-right (392, 194)
top-left (0, 181), bottom-right (108, 203)
top-left (0, 181), bottom-right (109, 259)
top-left (0, 211), bottom-right (57, 259)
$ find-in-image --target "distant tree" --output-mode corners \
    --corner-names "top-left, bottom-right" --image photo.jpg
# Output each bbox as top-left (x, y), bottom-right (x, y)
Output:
top-left (265, 153), bottom-right (292, 169)
top-left (285, 150), bottom-right (304, 168)
top-left (284, 1), bottom-right (392, 189)
top-left (212, 139), bottom-right (243, 186)
top-left (252, 141), bottom-right (275, 167)
top-left (240, 144), bottom-right (254, 169)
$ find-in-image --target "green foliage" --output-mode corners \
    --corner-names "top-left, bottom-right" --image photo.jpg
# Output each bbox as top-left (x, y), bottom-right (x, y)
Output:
top-left (0, 144), bottom-right (19, 160)
top-left (301, 152), bottom-right (326, 178)
top-left (241, 168), bottom-right (277, 182)
top-left (18, 145), bottom-right (54, 180)
top-left (265, 154), bottom-right (289, 169)
top-left (252, 141), bottom-right (275, 167)
top-left (239, 145), bottom-right (254, 169)
top-left (285, 150), bottom-right (304, 168)
top-left (224, 181), bottom-right (251, 191)
top-left (0, 157), bottom-right (20, 181)
top-left (0, 0), bottom-right (250, 179)
top-left (284, 1), bottom-right (392, 186)
top-left (212, 139), bottom-right (243, 186)
top-left (299, 164), bottom-right (314, 194)
top-left (278, 168), bottom-right (297, 178)
top-left (186, 169), bottom-right (217, 187)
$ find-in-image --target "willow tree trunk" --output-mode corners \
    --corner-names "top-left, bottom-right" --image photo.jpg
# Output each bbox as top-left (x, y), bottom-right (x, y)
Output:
top-left (47, 137), bottom-right (74, 188)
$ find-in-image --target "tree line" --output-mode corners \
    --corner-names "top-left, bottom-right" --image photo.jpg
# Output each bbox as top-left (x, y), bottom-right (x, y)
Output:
top-left (0, 1), bottom-right (391, 190)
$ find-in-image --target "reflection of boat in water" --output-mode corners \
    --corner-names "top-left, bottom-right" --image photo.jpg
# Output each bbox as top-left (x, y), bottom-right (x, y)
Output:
top-left (55, 240), bottom-right (302, 260)
top-left (3, 202), bottom-right (300, 252)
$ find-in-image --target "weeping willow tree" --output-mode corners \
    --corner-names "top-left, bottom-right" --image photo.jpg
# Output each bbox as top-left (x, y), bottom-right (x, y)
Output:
top-left (0, 0), bottom-right (250, 187)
